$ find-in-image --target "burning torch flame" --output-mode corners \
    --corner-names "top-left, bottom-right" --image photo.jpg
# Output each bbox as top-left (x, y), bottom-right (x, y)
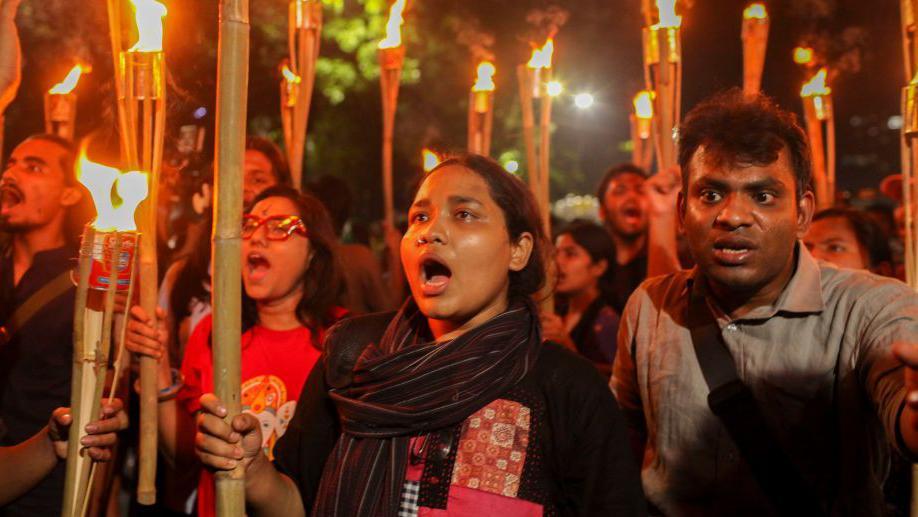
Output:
top-left (378, 0), bottom-right (407, 49)
top-left (527, 38), bottom-right (554, 69)
top-left (77, 151), bottom-right (149, 232)
top-left (800, 67), bottom-right (831, 97)
top-left (128, 0), bottom-right (168, 52)
top-left (282, 65), bottom-right (301, 85)
top-left (472, 61), bottom-right (496, 92)
top-left (633, 90), bottom-right (654, 119)
top-left (793, 47), bottom-right (814, 65)
top-left (49, 65), bottom-right (84, 95)
top-left (422, 149), bottom-right (441, 173)
top-left (743, 3), bottom-right (768, 20)
top-left (654, 0), bottom-right (682, 28)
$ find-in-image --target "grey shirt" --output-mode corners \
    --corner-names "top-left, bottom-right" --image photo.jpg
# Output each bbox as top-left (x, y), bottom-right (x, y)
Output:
top-left (611, 244), bottom-right (918, 516)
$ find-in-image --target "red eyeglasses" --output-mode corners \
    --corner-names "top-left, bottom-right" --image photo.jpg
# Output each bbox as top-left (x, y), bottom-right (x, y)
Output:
top-left (242, 214), bottom-right (307, 241)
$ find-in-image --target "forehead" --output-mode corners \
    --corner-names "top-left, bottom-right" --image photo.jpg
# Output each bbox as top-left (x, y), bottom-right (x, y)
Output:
top-left (415, 165), bottom-right (494, 204)
top-left (250, 196), bottom-right (299, 217)
top-left (686, 145), bottom-right (795, 188)
top-left (244, 149), bottom-right (272, 172)
top-left (11, 139), bottom-right (66, 165)
top-left (555, 233), bottom-right (581, 248)
top-left (607, 172), bottom-right (645, 191)
top-left (808, 216), bottom-right (856, 241)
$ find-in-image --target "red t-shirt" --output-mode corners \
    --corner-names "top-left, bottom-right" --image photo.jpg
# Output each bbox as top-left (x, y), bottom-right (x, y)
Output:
top-left (178, 311), bottom-right (343, 517)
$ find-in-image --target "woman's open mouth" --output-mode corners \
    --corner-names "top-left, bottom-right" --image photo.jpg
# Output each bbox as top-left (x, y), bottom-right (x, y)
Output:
top-left (419, 255), bottom-right (452, 296)
top-left (246, 252), bottom-right (272, 282)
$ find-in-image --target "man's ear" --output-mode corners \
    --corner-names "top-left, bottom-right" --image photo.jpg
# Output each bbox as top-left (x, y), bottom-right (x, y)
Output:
top-left (796, 190), bottom-right (816, 238)
top-left (509, 232), bottom-right (534, 272)
top-left (60, 186), bottom-right (83, 208)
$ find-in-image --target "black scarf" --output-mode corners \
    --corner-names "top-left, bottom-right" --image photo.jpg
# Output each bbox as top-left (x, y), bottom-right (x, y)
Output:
top-left (313, 298), bottom-right (543, 516)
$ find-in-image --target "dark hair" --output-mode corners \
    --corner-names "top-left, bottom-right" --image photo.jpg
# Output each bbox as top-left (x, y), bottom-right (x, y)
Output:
top-left (556, 220), bottom-right (616, 300)
top-left (812, 207), bottom-right (892, 268)
top-left (678, 89), bottom-right (813, 200)
top-left (246, 136), bottom-right (293, 189)
top-left (427, 154), bottom-right (548, 301)
top-left (595, 163), bottom-right (648, 202)
top-left (18, 134), bottom-right (91, 245)
top-left (243, 185), bottom-right (344, 343)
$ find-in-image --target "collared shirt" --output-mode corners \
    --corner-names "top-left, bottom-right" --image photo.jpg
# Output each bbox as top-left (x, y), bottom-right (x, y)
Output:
top-left (0, 244), bottom-right (76, 516)
top-left (611, 244), bottom-right (918, 516)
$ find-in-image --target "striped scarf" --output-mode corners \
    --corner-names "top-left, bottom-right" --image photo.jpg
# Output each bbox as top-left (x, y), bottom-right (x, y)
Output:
top-left (313, 298), bottom-right (542, 516)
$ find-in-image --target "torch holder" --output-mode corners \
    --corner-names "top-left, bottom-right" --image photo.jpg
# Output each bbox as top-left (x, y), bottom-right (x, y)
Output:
top-left (118, 49), bottom-right (165, 506)
top-left (642, 25), bottom-right (682, 172)
top-left (467, 90), bottom-right (494, 156)
top-left (280, 66), bottom-right (299, 168)
top-left (378, 46), bottom-right (405, 228)
top-left (44, 93), bottom-right (78, 141)
top-left (630, 114), bottom-right (653, 171)
top-left (901, 81), bottom-right (918, 285)
top-left (287, 0), bottom-right (323, 188)
top-left (62, 226), bottom-right (127, 517)
top-left (801, 94), bottom-right (835, 209)
top-left (741, 16), bottom-right (769, 96)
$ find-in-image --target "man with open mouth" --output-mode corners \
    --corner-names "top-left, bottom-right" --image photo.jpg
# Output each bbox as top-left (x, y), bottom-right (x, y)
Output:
top-left (612, 90), bottom-right (918, 516)
top-left (0, 134), bottom-right (91, 516)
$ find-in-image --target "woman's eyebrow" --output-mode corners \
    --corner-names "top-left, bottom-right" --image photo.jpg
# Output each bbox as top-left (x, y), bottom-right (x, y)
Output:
top-left (448, 195), bottom-right (483, 206)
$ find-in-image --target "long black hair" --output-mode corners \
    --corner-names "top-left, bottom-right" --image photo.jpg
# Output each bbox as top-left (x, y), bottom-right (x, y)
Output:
top-left (555, 220), bottom-right (617, 302)
top-left (242, 185), bottom-right (344, 345)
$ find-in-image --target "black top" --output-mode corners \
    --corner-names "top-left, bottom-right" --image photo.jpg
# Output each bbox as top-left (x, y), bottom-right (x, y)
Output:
top-left (273, 312), bottom-right (645, 516)
top-left (560, 297), bottom-right (620, 365)
top-left (0, 245), bottom-right (76, 517)
top-left (608, 249), bottom-right (648, 314)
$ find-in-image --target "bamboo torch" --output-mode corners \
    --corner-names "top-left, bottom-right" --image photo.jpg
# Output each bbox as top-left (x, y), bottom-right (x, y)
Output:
top-left (44, 65), bottom-right (84, 141)
top-left (279, 61), bottom-right (300, 164)
top-left (630, 90), bottom-right (654, 171)
top-left (800, 67), bottom-right (835, 209)
top-left (741, 3), bottom-right (769, 96)
top-left (468, 61), bottom-right (496, 156)
top-left (378, 0), bottom-right (407, 229)
top-left (113, 0), bottom-right (168, 504)
top-left (62, 153), bottom-right (147, 517)
top-left (518, 38), bottom-right (553, 209)
top-left (286, 0), bottom-right (322, 188)
top-left (642, 0), bottom-right (682, 172)
top-left (213, 0), bottom-right (250, 514)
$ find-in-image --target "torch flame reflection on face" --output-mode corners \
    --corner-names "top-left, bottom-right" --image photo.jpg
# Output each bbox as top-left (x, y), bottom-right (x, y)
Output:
top-left (472, 61), bottom-right (496, 92)
top-left (128, 0), bottom-right (168, 52)
top-left (77, 151), bottom-right (149, 232)
top-left (527, 38), bottom-right (554, 69)
top-left (378, 0), bottom-right (407, 49)
top-left (743, 3), bottom-right (767, 20)
top-left (633, 91), bottom-right (654, 119)
top-left (49, 65), bottom-right (84, 95)
top-left (654, 0), bottom-right (682, 28)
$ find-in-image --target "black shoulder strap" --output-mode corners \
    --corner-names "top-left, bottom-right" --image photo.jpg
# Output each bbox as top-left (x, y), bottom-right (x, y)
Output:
top-left (687, 294), bottom-right (825, 517)
top-left (0, 269), bottom-right (73, 345)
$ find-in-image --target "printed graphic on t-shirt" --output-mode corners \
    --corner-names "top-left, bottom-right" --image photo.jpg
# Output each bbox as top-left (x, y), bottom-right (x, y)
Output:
top-left (241, 374), bottom-right (296, 459)
top-left (452, 399), bottom-right (531, 498)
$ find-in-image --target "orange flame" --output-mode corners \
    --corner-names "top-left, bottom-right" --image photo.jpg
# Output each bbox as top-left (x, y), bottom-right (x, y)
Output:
top-left (654, 0), bottom-right (682, 28)
top-left (472, 61), bottom-right (496, 92)
top-left (49, 65), bottom-right (84, 95)
top-left (378, 0), bottom-right (407, 49)
top-left (128, 0), bottom-right (167, 52)
top-left (793, 46), bottom-right (814, 65)
top-left (527, 38), bottom-right (554, 69)
top-left (633, 90), bottom-right (654, 119)
top-left (282, 65), bottom-right (301, 84)
top-left (743, 3), bottom-right (767, 20)
top-left (800, 67), bottom-right (831, 97)
top-left (422, 148), bottom-right (441, 172)
top-left (77, 150), bottom-right (149, 232)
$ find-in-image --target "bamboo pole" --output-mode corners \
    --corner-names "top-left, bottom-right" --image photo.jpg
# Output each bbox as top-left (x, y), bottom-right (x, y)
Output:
top-left (467, 90), bottom-right (494, 156)
top-left (801, 93), bottom-right (834, 209)
top-left (642, 24), bottom-right (682, 172)
top-left (213, 0), bottom-right (249, 514)
top-left (517, 65), bottom-right (538, 199)
top-left (741, 5), bottom-right (769, 96)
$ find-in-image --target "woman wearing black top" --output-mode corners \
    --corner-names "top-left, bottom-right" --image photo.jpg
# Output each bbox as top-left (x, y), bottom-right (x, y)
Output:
top-left (192, 154), bottom-right (645, 516)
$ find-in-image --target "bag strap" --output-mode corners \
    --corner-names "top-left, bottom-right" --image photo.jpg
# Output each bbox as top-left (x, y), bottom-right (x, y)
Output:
top-left (687, 292), bottom-right (825, 517)
top-left (0, 269), bottom-right (74, 345)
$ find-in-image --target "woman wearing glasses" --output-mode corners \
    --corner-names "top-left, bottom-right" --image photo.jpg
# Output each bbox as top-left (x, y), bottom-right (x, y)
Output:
top-left (124, 185), bottom-right (346, 517)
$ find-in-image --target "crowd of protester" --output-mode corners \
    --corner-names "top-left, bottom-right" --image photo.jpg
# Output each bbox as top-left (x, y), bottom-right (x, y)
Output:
top-left (2, 4), bottom-right (918, 517)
